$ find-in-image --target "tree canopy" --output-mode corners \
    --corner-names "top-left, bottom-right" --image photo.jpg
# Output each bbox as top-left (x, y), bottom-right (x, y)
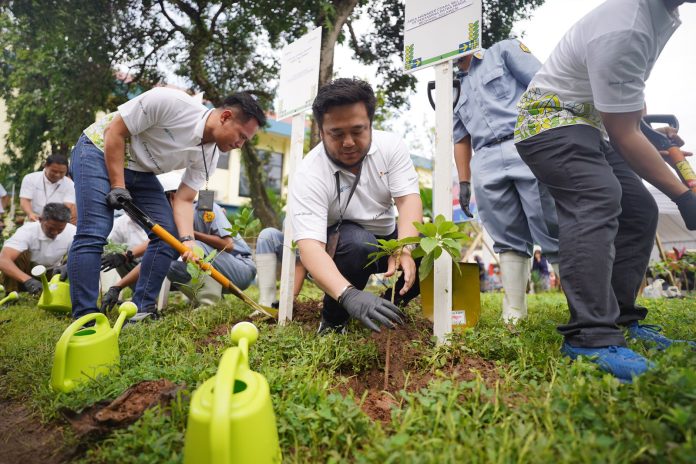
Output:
top-left (0, 0), bottom-right (546, 218)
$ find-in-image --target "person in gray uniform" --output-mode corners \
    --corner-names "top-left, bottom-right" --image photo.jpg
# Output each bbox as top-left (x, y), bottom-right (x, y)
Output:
top-left (453, 39), bottom-right (559, 323)
top-left (166, 201), bottom-right (256, 306)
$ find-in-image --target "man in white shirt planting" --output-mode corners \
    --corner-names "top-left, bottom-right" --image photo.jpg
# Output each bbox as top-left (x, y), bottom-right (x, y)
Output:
top-left (0, 203), bottom-right (75, 294)
top-left (290, 78), bottom-right (422, 334)
top-left (68, 87), bottom-right (265, 322)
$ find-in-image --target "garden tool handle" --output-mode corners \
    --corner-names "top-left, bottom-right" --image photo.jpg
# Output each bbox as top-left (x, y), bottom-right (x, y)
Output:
top-left (426, 78), bottom-right (461, 111)
top-left (641, 115), bottom-right (696, 192)
top-left (210, 345), bottom-right (245, 463)
top-left (119, 199), bottom-right (277, 318)
top-left (51, 313), bottom-right (109, 391)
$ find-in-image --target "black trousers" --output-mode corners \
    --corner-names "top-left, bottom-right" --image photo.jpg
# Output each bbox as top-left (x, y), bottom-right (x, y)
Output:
top-left (516, 125), bottom-right (658, 347)
top-left (322, 221), bottom-right (420, 325)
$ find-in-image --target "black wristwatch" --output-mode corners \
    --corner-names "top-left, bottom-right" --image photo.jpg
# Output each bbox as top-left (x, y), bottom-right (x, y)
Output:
top-left (180, 235), bottom-right (195, 242)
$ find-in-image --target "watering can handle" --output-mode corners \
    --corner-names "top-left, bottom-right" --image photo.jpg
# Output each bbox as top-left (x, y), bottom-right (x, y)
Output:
top-left (210, 341), bottom-right (248, 463)
top-left (51, 313), bottom-right (109, 391)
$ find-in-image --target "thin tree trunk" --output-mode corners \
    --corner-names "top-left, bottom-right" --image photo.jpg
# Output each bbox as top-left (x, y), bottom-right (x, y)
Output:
top-left (240, 144), bottom-right (280, 229)
top-left (309, 0), bottom-right (361, 149)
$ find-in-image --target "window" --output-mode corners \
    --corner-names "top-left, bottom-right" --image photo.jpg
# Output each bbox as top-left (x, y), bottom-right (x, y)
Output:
top-left (239, 149), bottom-right (283, 197)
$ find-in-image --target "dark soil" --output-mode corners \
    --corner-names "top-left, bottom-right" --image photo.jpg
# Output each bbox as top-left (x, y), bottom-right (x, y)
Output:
top-left (0, 400), bottom-right (73, 464)
top-left (335, 315), bottom-right (502, 422)
top-left (61, 379), bottom-right (183, 438)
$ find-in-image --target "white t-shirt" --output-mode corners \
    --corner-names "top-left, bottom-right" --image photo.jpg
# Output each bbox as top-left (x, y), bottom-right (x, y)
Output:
top-left (83, 87), bottom-right (221, 191)
top-left (0, 183), bottom-right (7, 214)
top-left (108, 214), bottom-right (149, 249)
top-left (290, 130), bottom-right (420, 243)
top-left (19, 171), bottom-right (76, 215)
top-left (3, 222), bottom-right (76, 267)
top-left (515, 0), bottom-right (681, 142)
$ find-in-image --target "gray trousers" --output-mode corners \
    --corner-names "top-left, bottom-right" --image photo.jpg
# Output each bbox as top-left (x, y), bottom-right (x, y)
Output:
top-left (516, 125), bottom-right (657, 347)
top-left (472, 139), bottom-right (559, 261)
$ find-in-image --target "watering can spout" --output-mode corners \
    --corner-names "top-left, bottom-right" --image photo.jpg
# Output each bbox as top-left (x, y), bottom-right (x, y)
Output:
top-left (31, 265), bottom-right (52, 303)
top-left (113, 302), bottom-right (138, 334)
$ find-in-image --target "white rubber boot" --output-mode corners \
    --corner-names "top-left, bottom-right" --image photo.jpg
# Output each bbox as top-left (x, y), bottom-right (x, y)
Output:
top-left (499, 252), bottom-right (531, 323)
top-left (256, 253), bottom-right (278, 307)
top-left (197, 274), bottom-right (223, 307)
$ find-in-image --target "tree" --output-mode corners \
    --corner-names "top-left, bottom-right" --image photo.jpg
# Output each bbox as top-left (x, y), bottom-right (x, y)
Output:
top-left (0, 0), bottom-right (139, 183)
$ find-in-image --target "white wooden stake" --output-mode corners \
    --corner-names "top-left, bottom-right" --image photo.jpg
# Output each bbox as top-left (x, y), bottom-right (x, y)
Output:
top-left (278, 113), bottom-right (306, 324)
top-left (432, 60), bottom-right (454, 343)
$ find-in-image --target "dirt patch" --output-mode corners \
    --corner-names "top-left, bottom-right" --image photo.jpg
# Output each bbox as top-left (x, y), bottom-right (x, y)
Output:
top-left (335, 315), bottom-right (502, 422)
top-left (0, 400), bottom-right (73, 464)
top-left (62, 379), bottom-right (183, 438)
top-left (290, 299), bottom-right (323, 331)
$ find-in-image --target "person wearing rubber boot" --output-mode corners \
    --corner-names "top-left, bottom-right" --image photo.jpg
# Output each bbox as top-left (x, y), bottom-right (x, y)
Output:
top-left (452, 39), bottom-right (560, 325)
top-left (255, 227), bottom-right (307, 308)
top-left (100, 174), bottom-right (257, 311)
top-left (515, 0), bottom-right (696, 382)
top-left (166, 200), bottom-right (256, 307)
top-left (0, 203), bottom-right (74, 294)
top-left (290, 78), bottom-right (422, 334)
top-left (68, 87), bottom-right (265, 323)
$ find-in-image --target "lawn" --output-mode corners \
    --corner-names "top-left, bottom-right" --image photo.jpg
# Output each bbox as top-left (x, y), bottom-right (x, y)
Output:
top-left (1, 286), bottom-right (695, 463)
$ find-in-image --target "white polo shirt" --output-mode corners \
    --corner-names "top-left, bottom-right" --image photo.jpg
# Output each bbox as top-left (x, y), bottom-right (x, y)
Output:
top-left (0, 183), bottom-right (6, 214)
top-left (19, 171), bottom-right (76, 215)
top-left (515, 0), bottom-right (681, 142)
top-left (290, 130), bottom-right (420, 243)
top-left (3, 221), bottom-right (76, 267)
top-left (108, 214), bottom-right (149, 249)
top-left (83, 87), bottom-right (221, 191)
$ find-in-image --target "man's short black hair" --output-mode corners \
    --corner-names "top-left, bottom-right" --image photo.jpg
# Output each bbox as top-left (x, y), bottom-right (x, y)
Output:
top-left (220, 92), bottom-right (267, 127)
top-left (45, 154), bottom-right (69, 167)
top-left (312, 78), bottom-right (376, 129)
top-left (41, 203), bottom-right (71, 223)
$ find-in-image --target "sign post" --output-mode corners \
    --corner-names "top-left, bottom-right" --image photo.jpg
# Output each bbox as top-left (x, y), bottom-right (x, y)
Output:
top-left (404, 0), bottom-right (481, 343)
top-left (276, 26), bottom-right (322, 325)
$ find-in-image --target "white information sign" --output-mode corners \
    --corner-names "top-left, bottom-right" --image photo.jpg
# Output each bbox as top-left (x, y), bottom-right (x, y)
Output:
top-left (404, 0), bottom-right (481, 73)
top-left (277, 27), bottom-right (322, 119)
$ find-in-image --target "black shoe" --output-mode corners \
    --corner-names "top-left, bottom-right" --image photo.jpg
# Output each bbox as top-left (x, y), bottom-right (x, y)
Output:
top-left (317, 318), bottom-right (347, 335)
top-left (125, 310), bottom-right (159, 326)
top-left (271, 301), bottom-right (279, 309)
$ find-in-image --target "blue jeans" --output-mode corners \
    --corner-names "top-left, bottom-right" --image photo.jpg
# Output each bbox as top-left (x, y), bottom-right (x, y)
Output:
top-left (68, 134), bottom-right (179, 318)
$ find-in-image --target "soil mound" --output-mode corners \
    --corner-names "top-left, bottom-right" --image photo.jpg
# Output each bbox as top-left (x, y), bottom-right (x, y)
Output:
top-left (62, 379), bottom-right (183, 438)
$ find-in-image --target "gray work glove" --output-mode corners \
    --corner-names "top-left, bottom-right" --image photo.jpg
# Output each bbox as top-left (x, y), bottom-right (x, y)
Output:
top-left (339, 287), bottom-right (405, 332)
top-left (459, 181), bottom-right (473, 218)
top-left (100, 285), bottom-right (122, 313)
top-left (105, 187), bottom-right (132, 210)
top-left (675, 190), bottom-right (696, 230)
top-left (22, 278), bottom-right (43, 295)
top-left (55, 264), bottom-right (69, 281)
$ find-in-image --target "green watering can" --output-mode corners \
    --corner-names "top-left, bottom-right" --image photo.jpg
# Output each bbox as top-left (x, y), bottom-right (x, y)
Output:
top-left (50, 302), bottom-right (137, 392)
top-left (183, 322), bottom-right (282, 464)
top-left (0, 291), bottom-right (19, 307)
top-left (31, 265), bottom-right (71, 314)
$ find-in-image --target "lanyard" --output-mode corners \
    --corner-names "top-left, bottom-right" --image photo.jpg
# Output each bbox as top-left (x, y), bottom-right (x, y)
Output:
top-left (42, 175), bottom-right (61, 204)
top-left (200, 144), bottom-right (216, 190)
top-left (334, 163), bottom-right (363, 231)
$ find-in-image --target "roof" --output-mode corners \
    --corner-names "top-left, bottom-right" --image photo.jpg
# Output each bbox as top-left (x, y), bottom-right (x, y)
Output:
top-left (264, 118), bottom-right (292, 137)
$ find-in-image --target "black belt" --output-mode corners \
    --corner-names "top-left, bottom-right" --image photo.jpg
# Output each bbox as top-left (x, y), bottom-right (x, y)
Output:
top-left (481, 133), bottom-right (514, 149)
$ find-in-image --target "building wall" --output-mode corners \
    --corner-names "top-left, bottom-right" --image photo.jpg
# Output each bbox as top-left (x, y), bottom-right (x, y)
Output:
top-left (208, 129), bottom-right (292, 210)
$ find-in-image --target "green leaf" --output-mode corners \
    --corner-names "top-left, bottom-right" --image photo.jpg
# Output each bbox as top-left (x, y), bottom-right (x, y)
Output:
top-left (419, 253), bottom-right (434, 281)
top-left (411, 247), bottom-right (425, 259)
top-left (420, 236), bottom-right (437, 255)
top-left (433, 247), bottom-right (443, 259)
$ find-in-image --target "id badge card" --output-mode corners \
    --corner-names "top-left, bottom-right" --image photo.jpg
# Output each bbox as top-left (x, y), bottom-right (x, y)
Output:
top-left (197, 189), bottom-right (215, 211)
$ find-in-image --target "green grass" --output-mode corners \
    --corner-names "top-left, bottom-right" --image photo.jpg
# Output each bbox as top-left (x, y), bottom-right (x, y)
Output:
top-left (1, 289), bottom-right (695, 463)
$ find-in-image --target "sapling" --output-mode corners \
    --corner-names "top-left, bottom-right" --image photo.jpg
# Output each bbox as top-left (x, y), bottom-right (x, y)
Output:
top-left (410, 214), bottom-right (470, 281)
top-left (366, 237), bottom-right (418, 390)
